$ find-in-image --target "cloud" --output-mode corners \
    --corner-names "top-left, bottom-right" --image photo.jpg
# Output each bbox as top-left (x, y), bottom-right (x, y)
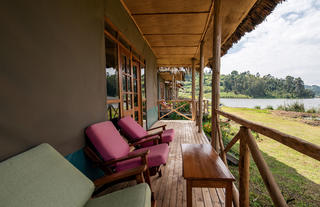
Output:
top-left (221, 0), bottom-right (320, 85)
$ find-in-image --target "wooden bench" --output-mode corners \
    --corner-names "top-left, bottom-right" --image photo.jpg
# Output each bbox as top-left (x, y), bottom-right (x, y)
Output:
top-left (181, 144), bottom-right (235, 207)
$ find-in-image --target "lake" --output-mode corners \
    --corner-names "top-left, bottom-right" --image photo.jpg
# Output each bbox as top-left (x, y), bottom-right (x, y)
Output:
top-left (220, 98), bottom-right (320, 110)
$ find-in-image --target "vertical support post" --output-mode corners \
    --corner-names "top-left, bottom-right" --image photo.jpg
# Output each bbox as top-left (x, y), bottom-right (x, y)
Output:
top-left (198, 41), bottom-right (204, 133)
top-left (191, 59), bottom-right (196, 121)
top-left (239, 127), bottom-right (250, 207)
top-left (211, 0), bottom-right (222, 150)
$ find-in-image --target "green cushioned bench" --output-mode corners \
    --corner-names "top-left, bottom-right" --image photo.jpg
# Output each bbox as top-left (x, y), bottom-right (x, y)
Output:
top-left (0, 143), bottom-right (151, 207)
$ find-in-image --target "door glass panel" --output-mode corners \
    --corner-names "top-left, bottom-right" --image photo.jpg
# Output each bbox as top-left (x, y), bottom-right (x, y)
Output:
top-left (105, 36), bottom-right (119, 99)
top-left (135, 111), bottom-right (139, 122)
top-left (134, 80), bottom-right (137, 93)
top-left (122, 55), bottom-right (128, 73)
top-left (123, 94), bottom-right (127, 110)
top-left (134, 94), bottom-right (138, 107)
top-left (141, 66), bottom-right (146, 99)
top-left (122, 75), bottom-right (127, 91)
top-left (133, 65), bottom-right (137, 79)
top-left (128, 77), bottom-right (132, 92)
top-left (127, 94), bottom-right (132, 109)
top-left (128, 60), bottom-right (131, 75)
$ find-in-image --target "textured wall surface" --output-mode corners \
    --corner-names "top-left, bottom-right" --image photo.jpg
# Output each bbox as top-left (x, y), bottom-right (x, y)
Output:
top-left (0, 0), bottom-right (106, 160)
top-left (0, 0), bottom-right (159, 160)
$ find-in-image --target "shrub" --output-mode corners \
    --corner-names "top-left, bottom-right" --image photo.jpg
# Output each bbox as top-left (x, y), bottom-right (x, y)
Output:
top-left (277, 105), bottom-right (285, 110)
top-left (202, 113), bottom-right (211, 122)
top-left (287, 102), bottom-right (305, 112)
top-left (306, 107), bottom-right (317, 113)
top-left (266, 105), bottom-right (274, 110)
top-left (276, 102), bottom-right (305, 112)
top-left (254, 106), bottom-right (261, 109)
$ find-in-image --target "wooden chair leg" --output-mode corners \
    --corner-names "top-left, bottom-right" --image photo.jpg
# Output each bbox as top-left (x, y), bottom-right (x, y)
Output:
top-left (158, 168), bottom-right (162, 177)
top-left (143, 169), bottom-right (155, 202)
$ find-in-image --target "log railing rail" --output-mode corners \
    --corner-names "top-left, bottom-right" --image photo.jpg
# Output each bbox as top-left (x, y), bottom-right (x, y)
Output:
top-left (158, 99), bottom-right (208, 121)
top-left (215, 109), bottom-right (320, 207)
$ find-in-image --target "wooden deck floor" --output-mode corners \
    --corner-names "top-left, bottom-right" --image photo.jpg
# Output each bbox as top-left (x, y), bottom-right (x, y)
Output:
top-left (107, 120), bottom-right (226, 207)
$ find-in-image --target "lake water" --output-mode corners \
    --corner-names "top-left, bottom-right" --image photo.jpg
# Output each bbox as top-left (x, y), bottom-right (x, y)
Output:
top-left (220, 98), bottom-right (320, 110)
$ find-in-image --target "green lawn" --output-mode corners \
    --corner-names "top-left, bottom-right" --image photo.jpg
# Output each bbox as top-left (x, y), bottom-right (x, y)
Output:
top-left (220, 107), bottom-right (320, 206)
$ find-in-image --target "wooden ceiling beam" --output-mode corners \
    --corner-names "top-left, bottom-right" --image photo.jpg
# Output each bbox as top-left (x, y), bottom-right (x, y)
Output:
top-left (153, 46), bottom-right (198, 48)
top-left (132, 11), bottom-right (209, 15)
top-left (144, 33), bottom-right (202, 36)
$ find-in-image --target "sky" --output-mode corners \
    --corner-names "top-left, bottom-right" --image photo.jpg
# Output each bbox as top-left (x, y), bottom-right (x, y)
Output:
top-left (221, 0), bottom-right (320, 85)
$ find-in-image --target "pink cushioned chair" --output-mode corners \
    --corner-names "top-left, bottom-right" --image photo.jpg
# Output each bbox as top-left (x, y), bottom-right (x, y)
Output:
top-left (85, 121), bottom-right (169, 177)
top-left (118, 116), bottom-right (174, 146)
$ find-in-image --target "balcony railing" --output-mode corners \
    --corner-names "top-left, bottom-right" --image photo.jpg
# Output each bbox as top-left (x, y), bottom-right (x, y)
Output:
top-left (214, 109), bottom-right (320, 207)
top-left (157, 99), bottom-right (209, 121)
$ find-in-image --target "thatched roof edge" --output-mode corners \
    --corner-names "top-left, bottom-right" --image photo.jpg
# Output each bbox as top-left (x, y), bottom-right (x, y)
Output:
top-left (221, 0), bottom-right (285, 56)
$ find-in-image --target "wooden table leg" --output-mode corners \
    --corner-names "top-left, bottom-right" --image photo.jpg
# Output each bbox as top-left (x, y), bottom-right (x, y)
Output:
top-left (225, 182), bottom-right (233, 207)
top-left (187, 180), bottom-right (192, 207)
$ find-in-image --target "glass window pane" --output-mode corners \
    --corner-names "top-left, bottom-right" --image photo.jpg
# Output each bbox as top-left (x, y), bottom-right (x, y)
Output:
top-left (122, 75), bottom-right (127, 91)
top-left (135, 111), bottom-right (139, 122)
top-left (134, 94), bottom-right (138, 107)
top-left (133, 65), bottom-right (137, 79)
top-left (123, 94), bottom-right (128, 110)
top-left (128, 77), bottom-right (132, 92)
top-left (141, 66), bottom-right (146, 99)
top-left (105, 36), bottom-right (119, 99)
top-left (127, 94), bottom-right (132, 109)
top-left (134, 80), bottom-right (138, 93)
top-left (128, 60), bottom-right (131, 75)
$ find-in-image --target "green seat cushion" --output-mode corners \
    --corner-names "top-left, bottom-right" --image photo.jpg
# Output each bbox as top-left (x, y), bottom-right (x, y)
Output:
top-left (85, 183), bottom-right (151, 207)
top-left (0, 143), bottom-right (94, 207)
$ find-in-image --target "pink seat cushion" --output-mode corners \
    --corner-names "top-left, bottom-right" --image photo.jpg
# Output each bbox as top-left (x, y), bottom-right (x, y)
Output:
top-left (116, 143), bottom-right (169, 172)
top-left (118, 116), bottom-right (147, 141)
top-left (86, 121), bottom-right (130, 161)
top-left (140, 129), bottom-right (175, 147)
top-left (162, 129), bottom-right (174, 143)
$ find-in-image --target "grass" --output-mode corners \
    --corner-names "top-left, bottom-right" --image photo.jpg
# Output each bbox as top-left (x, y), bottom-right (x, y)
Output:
top-left (220, 107), bottom-right (320, 206)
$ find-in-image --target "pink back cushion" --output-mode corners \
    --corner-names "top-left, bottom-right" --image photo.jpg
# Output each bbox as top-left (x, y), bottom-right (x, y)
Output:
top-left (118, 116), bottom-right (147, 140)
top-left (86, 121), bottom-right (130, 161)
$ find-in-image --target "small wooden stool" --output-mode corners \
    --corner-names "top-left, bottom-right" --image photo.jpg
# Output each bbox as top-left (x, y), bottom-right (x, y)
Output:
top-left (182, 144), bottom-right (235, 207)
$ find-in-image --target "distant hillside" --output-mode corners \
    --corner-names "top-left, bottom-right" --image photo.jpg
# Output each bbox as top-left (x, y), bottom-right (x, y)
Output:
top-left (305, 85), bottom-right (320, 97)
top-left (179, 70), bottom-right (316, 99)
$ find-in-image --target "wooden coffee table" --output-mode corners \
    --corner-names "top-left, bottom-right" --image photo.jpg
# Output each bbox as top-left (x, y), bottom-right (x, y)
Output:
top-left (181, 144), bottom-right (235, 207)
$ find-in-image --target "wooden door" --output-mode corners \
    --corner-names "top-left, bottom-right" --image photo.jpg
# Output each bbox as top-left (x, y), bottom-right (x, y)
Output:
top-left (119, 47), bottom-right (134, 118)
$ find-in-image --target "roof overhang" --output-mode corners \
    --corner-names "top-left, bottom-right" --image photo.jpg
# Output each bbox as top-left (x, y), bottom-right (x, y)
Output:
top-left (121, 0), bottom-right (284, 67)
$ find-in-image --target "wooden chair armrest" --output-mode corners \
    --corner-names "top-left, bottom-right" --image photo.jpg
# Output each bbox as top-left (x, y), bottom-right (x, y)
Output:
top-left (147, 124), bottom-right (167, 131)
top-left (98, 150), bottom-right (149, 166)
top-left (141, 131), bottom-right (163, 139)
top-left (93, 164), bottom-right (147, 188)
top-left (130, 136), bottom-right (160, 147)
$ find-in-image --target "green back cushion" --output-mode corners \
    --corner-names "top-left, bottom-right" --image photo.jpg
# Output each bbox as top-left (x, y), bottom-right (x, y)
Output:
top-left (0, 143), bottom-right (94, 207)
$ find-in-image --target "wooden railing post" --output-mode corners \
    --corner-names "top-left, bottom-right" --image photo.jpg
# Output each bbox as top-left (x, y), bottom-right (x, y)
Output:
top-left (246, 128), bottom-right (288, 207)
top-left (217, 121), bottom-right (239, 207)
top-left (239, 127), bottom-right (250, 207)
